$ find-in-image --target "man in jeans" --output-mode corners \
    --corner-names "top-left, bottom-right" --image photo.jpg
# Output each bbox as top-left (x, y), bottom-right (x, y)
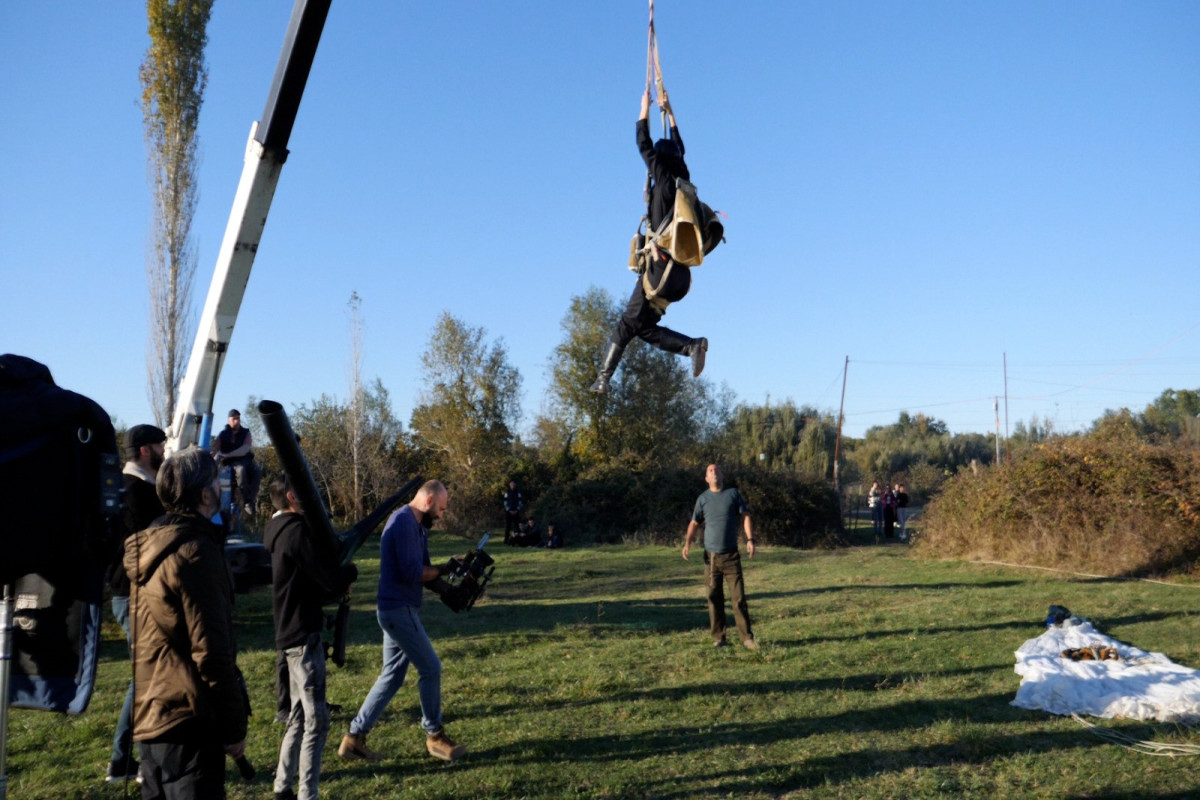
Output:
top-left (104, 423), bottom-right (166, 784)
top-left (264, 475), bottom-right (358, 800)
top-left (338, 480), bottom-right (467, 763)
top-left (682, 463), bottom-right (758, 649)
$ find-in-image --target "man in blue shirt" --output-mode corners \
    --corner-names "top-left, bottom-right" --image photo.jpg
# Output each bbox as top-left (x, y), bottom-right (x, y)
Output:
top-left (682, 464), bottom-right (758, 649)
top-left (337, 480), bottom-right (467, 763)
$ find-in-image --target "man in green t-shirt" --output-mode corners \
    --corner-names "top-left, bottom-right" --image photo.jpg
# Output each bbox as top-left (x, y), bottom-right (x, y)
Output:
top-left (682, 463), bottom-right (757, 649)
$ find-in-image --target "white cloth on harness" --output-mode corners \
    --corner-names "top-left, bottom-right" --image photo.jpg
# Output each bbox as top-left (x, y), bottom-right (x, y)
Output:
top-left (1011, 617), bottom-right (1200, 723)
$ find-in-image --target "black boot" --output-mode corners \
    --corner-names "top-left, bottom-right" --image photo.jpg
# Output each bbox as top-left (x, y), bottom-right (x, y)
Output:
top-left (687, 337), bottom-right (708, 378)
top-left (656, 331), bottom-right (708, 378)
top-left (590, 342), bottom-right (625, 394)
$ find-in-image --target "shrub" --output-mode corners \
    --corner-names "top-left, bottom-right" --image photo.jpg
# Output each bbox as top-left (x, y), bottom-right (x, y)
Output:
top-left (916, 430), bottom-right (1200, 577)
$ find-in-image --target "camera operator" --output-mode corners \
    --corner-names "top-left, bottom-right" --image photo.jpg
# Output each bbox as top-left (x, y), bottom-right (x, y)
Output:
top-left (338, 480), bottom-right (467, 763)
top-left (125, 447), bottom-right (248, 798)
top-left (103, 424), bottom-right (167, 784)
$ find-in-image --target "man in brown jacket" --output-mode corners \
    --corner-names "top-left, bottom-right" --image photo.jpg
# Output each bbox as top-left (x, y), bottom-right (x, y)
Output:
top-left (124, 447), bottom-right (248, 798)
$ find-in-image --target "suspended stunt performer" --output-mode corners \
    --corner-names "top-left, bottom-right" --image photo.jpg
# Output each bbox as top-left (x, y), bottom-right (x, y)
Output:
top-left (591, 5), bottom-right (724, 394)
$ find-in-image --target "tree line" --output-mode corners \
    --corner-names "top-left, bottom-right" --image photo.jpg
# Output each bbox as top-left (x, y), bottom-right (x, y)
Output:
top-left (225, 287), bottom-right (1037, 547)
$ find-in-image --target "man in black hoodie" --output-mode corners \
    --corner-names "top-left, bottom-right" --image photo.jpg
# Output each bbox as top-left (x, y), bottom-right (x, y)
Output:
top-left (590, 89), bottom-right (708, 394)
top-left (264, 475), bottom-right (358, 800)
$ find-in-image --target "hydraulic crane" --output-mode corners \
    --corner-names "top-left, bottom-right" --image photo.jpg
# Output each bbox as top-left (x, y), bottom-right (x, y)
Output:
top-left (167, 0), bottom-right (331, 454)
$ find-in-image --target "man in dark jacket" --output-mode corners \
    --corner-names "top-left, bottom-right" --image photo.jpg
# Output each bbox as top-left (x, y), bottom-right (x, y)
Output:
top-left (591, 89), bottom-right (708, 394)
top-left (212, 409), bottom-right (261, 514)
top-left (105, 424), bottom-right (167, 784)
top-left (502, 480), bottom-right (523, 544)
top-left (124, 447), bottom-right (248, 799)
top-left (264, 475), bottom-right (358, 800)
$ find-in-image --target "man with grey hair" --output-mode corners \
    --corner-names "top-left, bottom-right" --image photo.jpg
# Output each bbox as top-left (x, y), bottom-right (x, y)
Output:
top-left (339, 480), bottom-right (468, 763)
top-left (124, 447), bottom-right (248, 798)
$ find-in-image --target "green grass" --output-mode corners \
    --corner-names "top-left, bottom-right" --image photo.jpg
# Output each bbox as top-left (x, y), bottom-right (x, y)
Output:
top-left (7, 540), bottom-right (1200, 799)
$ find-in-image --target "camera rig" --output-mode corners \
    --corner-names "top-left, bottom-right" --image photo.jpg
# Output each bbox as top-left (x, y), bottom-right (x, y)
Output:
top-left (438, 533), bottom-right (495, 613)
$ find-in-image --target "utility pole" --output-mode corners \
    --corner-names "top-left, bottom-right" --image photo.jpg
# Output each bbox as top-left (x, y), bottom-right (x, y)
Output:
top-left (994, 396), bottom-right (1001, 464)
top-left (1003, 352), bottom-right (1010, 463)
top-left (833, 356), bottom-right (848, 492)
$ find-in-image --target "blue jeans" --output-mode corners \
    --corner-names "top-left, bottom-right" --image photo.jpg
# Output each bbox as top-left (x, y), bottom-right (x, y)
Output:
top-left (350, 606), bottom-right (443, 737)
top-left (110, 595), bottom-right (136, 767)
top-left (274, 633), bottom-right (330, 800)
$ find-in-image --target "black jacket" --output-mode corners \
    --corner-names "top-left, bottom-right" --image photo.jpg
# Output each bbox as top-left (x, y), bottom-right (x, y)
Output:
top-left (107, 471), bottom-right (166, 596)
top-left (263, 512), bottom-right (356, 650)
top-left (637, 118), bottom-right (689, 231)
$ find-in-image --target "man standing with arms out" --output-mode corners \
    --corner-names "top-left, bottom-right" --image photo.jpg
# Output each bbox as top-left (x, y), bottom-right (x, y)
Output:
top-left (502, 479), bottom-right (523, 544)
top-left (104, 424), bottom-right (167, 784)
top-left (682, 464), bottom-right (758, 650)
top-left (338, 480), bottom-right (467, 763)
top-left (124, 448), bottom-right (247, 798)
top-left (212, 408), bottom-right (261, 515)
top-left (264, 475), bottom-right (358, 800)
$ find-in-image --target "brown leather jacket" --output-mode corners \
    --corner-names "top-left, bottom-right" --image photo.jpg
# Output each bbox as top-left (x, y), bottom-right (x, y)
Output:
top-left (123, 513), bottom-right (248, 745)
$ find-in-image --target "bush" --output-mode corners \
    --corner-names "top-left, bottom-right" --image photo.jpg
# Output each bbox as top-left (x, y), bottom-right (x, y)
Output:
top-left (916, 429), bottom-right (1200, 577)
top-left (531, 461), bottom-right (841, 547)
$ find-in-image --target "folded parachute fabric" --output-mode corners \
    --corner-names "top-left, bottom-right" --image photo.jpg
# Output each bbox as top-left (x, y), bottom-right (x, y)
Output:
top-left (1012, 618), bottom-right (1200, 723)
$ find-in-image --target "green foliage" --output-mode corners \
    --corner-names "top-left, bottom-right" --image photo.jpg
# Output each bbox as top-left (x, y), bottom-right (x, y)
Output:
top-left (531, 460), bottom-right (840, 547)
top-left (708, 401), bottom-right (838, 479)
top-left (546, 286), bottom-right (716, 468)
top-left (411, 312), bottom-right (521, 529)
top-left (1096, 387), bottom-right (1200, 443)
top-left (918, 430), bottom-right (1200, 576)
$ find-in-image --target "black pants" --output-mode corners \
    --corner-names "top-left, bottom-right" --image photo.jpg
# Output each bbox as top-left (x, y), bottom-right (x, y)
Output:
top-left (613, 257), bottom-right (693, 350)
top-left (140, 736), bottom-right (226, 800)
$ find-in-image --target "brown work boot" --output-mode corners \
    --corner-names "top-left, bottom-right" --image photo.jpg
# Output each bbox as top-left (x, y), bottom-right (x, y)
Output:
top-left (426, 730), bottom-right (467, 761)
top-left (338, 732), bottom-right (382, 762)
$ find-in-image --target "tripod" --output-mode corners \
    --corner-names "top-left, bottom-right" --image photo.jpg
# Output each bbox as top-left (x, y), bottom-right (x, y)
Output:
top-left (1, 583), bottom-right (14, 800)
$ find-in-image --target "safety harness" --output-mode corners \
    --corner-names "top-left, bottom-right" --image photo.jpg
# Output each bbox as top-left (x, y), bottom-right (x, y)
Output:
top-left (629, 0), bottom-right (725, 314)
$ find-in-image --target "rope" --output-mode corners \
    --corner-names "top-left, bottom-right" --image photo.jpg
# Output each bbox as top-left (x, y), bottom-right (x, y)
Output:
top-left (1071, 714), bottom-right (1200, 756)
top-left (961, 558), bottom-right (1200, 589)
top-left (646, 0), bottom-right (668, 136)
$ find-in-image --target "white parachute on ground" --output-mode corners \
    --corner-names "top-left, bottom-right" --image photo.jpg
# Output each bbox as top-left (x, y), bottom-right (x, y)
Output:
top-left (1012, 615), bottom-right (1200, 724)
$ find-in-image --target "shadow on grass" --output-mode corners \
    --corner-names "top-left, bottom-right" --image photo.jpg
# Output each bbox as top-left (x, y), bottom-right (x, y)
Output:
top-left (458, 667), bottom-right (1012, 721)
top-left (764, 579), bottom-right (1026, 598)
top-left (344, 693), bottom-right (1094, 796)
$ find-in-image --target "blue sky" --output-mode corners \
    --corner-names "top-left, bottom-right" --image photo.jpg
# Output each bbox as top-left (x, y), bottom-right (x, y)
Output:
top-left (3, 2), bottom-right (1197, 441)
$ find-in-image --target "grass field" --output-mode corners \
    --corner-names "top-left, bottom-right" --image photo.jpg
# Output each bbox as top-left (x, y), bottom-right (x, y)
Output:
top-left (6, 538), bottom-right (1200, 799)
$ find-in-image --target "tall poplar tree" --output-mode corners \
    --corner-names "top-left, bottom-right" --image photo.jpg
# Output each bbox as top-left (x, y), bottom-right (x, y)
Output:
top-left (141, 0), bottom-right (213, 425)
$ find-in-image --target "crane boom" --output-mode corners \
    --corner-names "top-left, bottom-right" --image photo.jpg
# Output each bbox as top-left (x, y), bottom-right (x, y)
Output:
top-left (167, 0), bottom-right (331, 453)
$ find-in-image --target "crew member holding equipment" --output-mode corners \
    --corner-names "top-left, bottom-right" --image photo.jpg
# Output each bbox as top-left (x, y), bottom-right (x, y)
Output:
top-left (338, 480), bottom-right (468, 763)
top-left (265, 475), bottom-right (358, 800)
top-left (591, 88), bottom-right (708, 394)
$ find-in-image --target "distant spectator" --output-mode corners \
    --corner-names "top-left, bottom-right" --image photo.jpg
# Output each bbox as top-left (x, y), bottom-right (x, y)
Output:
top-left (502, 480), bottom-right (524, 544)
top-left (894, 483), bottom-right (910, 541)
top-left (543, 524), bottom-right (563, 550)
top-left (882, 485), bottom-right (897, 539)
top-left (512, 518), bottom-right (542, 548)
top-left (868, 482), bottom-right (883, 536)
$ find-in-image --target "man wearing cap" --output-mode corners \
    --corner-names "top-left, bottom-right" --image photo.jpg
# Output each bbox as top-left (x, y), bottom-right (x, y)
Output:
top-left (212, 409), bottom-right (261, 516)
top-left (103, 424), bottom-right (167, 784)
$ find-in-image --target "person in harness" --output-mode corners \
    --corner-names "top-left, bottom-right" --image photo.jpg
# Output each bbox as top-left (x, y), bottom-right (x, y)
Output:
top-left (590, 89), bottom-right (708, 394)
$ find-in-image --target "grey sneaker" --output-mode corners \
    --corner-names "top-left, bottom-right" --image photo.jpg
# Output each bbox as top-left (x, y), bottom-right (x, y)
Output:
top-left (104, 759), bottom-right (141, 784)
top-left (742, 638), bottom-right (759, 651)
